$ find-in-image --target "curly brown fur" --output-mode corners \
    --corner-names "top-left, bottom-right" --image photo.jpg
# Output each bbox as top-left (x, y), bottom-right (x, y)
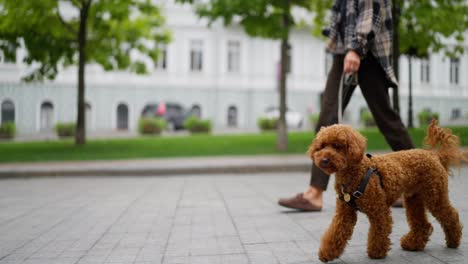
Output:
top-left (308, 122), bottom-right (463, 262)
top-left (424, 119), bottom-right (468, 171)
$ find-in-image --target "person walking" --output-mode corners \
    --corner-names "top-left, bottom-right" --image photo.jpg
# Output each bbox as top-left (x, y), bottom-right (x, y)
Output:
top-left (278, 0), bottom-right (414, 211)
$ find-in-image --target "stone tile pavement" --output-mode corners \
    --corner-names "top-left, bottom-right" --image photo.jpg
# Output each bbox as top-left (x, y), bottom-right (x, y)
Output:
top-left (0, 168), bottom-right (467, 264)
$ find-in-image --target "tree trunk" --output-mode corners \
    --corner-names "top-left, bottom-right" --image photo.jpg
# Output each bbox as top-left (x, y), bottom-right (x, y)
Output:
top-left (75, 1), bottom-right (91, 145)
top-left (277, 38), bottom-right (288, 151)
top-left (277, 2), bottom-right (290, 151)
top-left (407, 56), bottom-right (413, 128)
top-left (392, 0), bottom-right (401, 114)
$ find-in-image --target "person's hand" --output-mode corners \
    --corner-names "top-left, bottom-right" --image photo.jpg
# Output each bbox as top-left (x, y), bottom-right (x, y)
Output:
top-left (343, 50), bottom-right (361, 74)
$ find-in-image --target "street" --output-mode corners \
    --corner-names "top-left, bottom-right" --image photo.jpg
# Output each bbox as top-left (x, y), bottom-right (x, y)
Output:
top-left (0, 169), bottom-right (467, 264)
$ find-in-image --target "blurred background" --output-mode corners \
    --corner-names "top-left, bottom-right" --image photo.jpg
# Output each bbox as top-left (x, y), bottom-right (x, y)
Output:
top-left (0, 0), bottom-right (467, 157)
top-left (1, 3), bottom-right (468, 263)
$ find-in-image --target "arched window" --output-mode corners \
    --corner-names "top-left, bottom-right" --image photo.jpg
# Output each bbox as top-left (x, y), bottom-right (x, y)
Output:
top-left (190, 104), bottom-right (202, 118)
top-left (227, 105), bottom-right (238, 127)
top-left (117, 103), bottom-right (129, 130)
top-left (325, 50), bottom-right (333, 76)
top-left (1, 100), bottom-right (15, 124)
top-left (85, 103), bottom-right (92, 131)
top-left (40, 101), bottom-right (54, 131)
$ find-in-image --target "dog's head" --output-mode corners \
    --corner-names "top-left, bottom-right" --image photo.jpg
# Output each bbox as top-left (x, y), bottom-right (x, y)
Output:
top-left (308, 124), bottom-right (366, 174)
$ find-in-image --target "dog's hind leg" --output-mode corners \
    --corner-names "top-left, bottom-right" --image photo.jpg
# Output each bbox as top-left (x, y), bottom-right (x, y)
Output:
top-left (425, 192), bottom-right (462, 248)
top-left (366, 205), bottom-right (392, 259)
top-left (400, 193), bottom-right (433, 251)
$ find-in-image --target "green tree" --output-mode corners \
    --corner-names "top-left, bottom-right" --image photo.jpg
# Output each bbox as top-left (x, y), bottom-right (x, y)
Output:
top-left (176, 0), bottom-right (325, 151)
top-left (396, 0), bottom-right (468, 128)
top-left (0, 0), bottom-right (170, 144)
top-left (313, 0), bottom-right (467, 123)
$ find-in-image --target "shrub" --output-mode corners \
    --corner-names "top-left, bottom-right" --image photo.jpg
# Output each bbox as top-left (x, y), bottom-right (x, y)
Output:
top-left (0, 122), bottom-right (15, 139)
top-left (257, 117), bottom-right (278, 131)
top-left (55, 122), bottom-right (76, 138)
top-left (418, 109), bottom-right (439, 127)
top-left (183, 117), bottom-right (212, 134)
top-left (309, 113), bottom-right (319, 129)
top-left (361, 109), bottom-right (376, 128)
top-left (138, 118), bottom-right (166, 135)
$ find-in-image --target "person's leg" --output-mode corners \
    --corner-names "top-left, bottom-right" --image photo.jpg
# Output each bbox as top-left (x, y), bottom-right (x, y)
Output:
top-left (305, 57), bottom-right (358, 205)
top-left (357, 55), bottom-right (415, 151)
top-left (308, 54), bottom-right (345, 190)
top-left (356, 55), bottom-right (414, 208)
top-left (279, 55), bottom-right (348, 211)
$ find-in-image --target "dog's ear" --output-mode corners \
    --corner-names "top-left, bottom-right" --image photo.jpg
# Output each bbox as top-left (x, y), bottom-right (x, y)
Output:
top-left (307, 137), bottom-right (318, 160)
top-left (345, 128), bottom-right (367, 163)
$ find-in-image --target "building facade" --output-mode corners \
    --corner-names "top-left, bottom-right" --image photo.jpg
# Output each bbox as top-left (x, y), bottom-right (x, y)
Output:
top-left (1, 1), bottom-right (468, 137)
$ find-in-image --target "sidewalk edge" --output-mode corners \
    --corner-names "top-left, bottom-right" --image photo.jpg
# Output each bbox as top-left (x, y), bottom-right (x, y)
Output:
top-left (0, 164), bottom-right (310, 178)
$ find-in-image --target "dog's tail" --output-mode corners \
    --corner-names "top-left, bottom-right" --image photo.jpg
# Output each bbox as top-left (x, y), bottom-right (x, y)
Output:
top-left (424, 119), bottom-right (468, 171)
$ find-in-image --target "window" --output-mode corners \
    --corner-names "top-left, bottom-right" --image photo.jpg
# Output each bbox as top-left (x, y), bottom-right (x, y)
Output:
top-left (190, 105), bottom-right (201, 118)
top-left (451, 108), bottom-right (461, 120)
top-left (420, 58), bottom-right (430, 83)
top-left (40, 101), bottom-right (54, 131)
top-left (1, 100), bottom-right (15, 124)
top-left (227, 41), bottom-right (240, 73)
top-left (450, 58), bottom-right (460, 84)
top-left (190, 40), bottom-right (203, 72)
top-left (117, 103), bottom-right (129, 130)
top-left (167, 104), bottom-right (184, 117)
top-left (286, 43), bottom-right (292, 73)
top-left (325, 51), bottom-right (333, 76)
top-left (227, 105), bottom-right (238, 127)
top-left (0, 44), bottom-right (16, 63)
top-left (85, 103), bottom-right (92, 131)
top-left (155, 44), bottom-right (167, 70)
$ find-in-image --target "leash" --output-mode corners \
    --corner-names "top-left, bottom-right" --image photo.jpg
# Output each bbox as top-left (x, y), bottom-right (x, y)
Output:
top-left (337, 73), bottom-right (358, 124)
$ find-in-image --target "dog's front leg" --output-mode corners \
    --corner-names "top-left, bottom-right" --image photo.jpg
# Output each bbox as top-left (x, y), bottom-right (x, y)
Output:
top-left (318, 201), bottom-right (357, 262)
top-left (366, 206), bottom-right (392, 259)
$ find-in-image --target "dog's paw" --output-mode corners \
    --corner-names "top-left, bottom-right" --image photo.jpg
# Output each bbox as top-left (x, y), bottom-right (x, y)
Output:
top-left (401, 235), bottom-right (426, 251)
top-left (400, 228), bottom-right (432, 251)
top-left (318, 249), bottom-right (337, 263)
top-left (367, 251), bottom-right (387, 259)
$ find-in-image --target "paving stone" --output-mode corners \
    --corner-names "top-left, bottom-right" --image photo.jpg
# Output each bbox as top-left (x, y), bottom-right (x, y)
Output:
top-left (0, 169), bottom-right (466, 264)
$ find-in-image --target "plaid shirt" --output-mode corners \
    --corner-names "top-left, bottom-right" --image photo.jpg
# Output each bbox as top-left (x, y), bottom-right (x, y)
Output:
top-left (324, 0), bottom-right (398, 87)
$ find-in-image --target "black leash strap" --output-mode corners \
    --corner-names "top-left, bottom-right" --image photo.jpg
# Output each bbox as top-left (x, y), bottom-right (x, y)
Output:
top-left (338, 73), bottom-right (358, 124)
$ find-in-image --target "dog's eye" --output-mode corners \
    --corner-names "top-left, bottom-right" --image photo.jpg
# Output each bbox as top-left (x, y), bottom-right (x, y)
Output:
top-left (332, 143), bottom-right (342, 149)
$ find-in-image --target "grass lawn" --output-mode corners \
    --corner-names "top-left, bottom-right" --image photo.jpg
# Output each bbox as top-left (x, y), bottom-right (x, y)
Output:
top-left (1, 127), bottom-right (467, 163)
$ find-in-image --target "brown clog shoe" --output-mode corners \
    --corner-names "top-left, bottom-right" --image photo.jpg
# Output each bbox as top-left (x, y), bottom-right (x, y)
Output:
top-left (278, 193), bottom-right (322, 212)
top-left (392, 197), bottom-right (404, 208)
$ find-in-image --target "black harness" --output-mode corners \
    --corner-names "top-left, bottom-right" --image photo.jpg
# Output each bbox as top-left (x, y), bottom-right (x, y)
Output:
top-left (337, 154), bottom-right (384, 211)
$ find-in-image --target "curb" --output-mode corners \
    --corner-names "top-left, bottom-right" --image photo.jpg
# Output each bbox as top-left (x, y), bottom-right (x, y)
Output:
top-left (3, 149), bottom-right (465, 178)
top-left (0, 164), bottom-right (311, 178)
top-left (0, 155), bottom-right (311, 178)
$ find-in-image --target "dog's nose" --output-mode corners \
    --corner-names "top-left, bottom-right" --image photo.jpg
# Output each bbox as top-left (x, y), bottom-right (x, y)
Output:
top-left (320, 158), bottom-right (329, 167)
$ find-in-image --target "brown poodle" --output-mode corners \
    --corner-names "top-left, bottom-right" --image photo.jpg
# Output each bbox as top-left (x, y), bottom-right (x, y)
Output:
top-left (308, 120), bottom-right (466, 262)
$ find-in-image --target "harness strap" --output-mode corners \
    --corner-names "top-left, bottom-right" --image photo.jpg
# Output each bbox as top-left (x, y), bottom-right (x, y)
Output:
top-left (337, 161), bottom-right (385, 211)
top-left (353, 167), bottom-right (383, 198)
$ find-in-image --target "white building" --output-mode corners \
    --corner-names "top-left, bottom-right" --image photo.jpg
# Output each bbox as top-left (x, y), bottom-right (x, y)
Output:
top-left (1, 1), bottom-right (468, 137)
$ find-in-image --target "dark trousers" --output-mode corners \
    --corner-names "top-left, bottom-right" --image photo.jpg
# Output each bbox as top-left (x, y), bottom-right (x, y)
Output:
top-left (310, 54), bottom-right (415, 190)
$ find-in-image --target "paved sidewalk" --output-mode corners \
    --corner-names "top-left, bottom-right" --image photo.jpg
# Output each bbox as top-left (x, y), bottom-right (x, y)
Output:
top-left (0, 155), bottom-right (312, 177)
top-left (0, 168), bottom-right (467, 264)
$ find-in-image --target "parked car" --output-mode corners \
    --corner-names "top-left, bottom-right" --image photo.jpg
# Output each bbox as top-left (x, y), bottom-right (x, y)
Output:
top-left (141, 102), bottom-right (188, 130)
top-left (263, 106), bottom-right (304, 128)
